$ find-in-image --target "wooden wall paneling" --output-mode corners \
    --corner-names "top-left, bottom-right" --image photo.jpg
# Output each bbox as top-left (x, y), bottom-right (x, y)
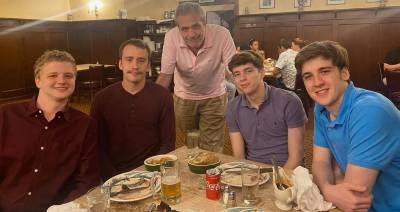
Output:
top-left (90, 30), bottom-right (108, 64)
top-left (263, 23), bottom-right (297, 60)
top-left (104, 29), bottom-right (126, 65)
top-left (236, 25), bottom-right (264, 51)
top-left (377, 21), bottom-right (400, 61)
top-left (301, 21), bottom-right (333, 43)
top-left (46, 31), bottom-right (68, 51)
top-left (22, 30), bottom-right (47, 94)
top-left (0, 29), bottom-right (24, 98)
top-left (68, 25), bottom-right (91, 64)
top-left (337, 21), bottom-right (378, 91)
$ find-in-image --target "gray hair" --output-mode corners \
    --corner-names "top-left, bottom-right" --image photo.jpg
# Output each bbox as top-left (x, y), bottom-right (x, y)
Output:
top-left (175, 2), bottom-right (205, 23)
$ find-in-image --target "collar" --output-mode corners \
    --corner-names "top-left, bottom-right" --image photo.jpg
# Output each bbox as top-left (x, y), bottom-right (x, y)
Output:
top-left (316, 82), bottom-right (355, 126)
top-left (178, 24), bottom-right (214, 49)
top-left (240, 82), bottom-right (270, 109)
top-left (26, 96), bottom-right (71, 121)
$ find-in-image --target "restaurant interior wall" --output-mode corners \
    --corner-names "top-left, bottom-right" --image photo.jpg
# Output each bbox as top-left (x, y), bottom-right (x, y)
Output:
top-left (234, 7), bottom-right (400, 92)
top-left (69, 0), bottom-right (125, 20)
top-left (0, 0), bottom-right (70, 21)
top-left (238, 0), bottom-right (400, 15)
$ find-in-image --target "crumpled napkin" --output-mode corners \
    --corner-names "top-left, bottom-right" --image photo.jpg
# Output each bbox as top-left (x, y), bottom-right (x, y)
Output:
top-left (292, 166), bottom-right (335, 212)
top-left (47, 202), bottom-right (87, 212)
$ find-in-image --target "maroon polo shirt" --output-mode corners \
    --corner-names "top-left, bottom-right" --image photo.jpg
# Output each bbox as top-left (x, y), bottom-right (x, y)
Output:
top-left (0, 98), bottom-right (100, 212)
top-left (90, 81), bottom-right (175, 181)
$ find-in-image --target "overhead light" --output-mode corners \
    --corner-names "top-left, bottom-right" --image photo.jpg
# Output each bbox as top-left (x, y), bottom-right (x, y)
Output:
top-left (88, 0), bottom-right (103, 18)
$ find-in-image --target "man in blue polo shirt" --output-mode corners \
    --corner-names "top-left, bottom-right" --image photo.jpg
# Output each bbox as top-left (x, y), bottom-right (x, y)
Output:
top-left (295, 40), bottom-right (400, 212)
top-left (226, 51), bottom-right (307, 169)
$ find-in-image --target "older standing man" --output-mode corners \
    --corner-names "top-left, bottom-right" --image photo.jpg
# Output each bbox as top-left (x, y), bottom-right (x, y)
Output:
top-left (156, 2), bottom-right (236, 152)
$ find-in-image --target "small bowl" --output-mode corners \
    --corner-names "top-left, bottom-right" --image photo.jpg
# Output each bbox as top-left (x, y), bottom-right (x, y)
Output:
top-left (144, 154), bottom-right (178, 172)
top-left (187, 159), bottom-right (221, 174)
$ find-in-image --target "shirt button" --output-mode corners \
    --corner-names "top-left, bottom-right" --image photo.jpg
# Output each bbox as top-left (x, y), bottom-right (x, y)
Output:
top-left (57, 116), bottom-right (61, 119)
top-left (34, 169), bottom-right (39, 173)
top-left (28, 192), bottom-right (32, 196)
top-left (38, 110), bottom-right (42, 114)
top-left (44, 126), bottom-right (48, 130)
top-left (40, 146), bottom-right (44, 150)
top-left (35, 115), bottom-right (38, 118)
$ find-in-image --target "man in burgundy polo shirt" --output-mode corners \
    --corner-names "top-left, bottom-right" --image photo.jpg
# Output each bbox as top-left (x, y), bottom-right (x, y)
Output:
top-left (0, 50), bottom-right (100, 211)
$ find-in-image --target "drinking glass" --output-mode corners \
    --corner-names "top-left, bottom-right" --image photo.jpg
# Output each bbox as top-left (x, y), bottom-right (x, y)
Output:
top-left (86, 187), bottom-right (107, 212)
top-left (185, 129), bottom-right (200, 159)
top-left (160, 161), bottom-right (182, 205)
top-left (241, 164), bottom-right (260, 206)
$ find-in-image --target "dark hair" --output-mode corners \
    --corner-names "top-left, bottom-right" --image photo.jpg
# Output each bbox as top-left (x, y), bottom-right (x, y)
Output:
top-left (175, 2), bottom-right (205, 23)
top-left (249, 39), bottom-right (258, 47)
top-left (118, 39), bottom-right (151, 61)
top-left (228, 50), bottom-right (263, 72)
top-left (292, 37), bottom-right (308, 49)
top-left (295, 40), bottom-right (350, 75)
top-left (278, 38), bottom-right (291, 49)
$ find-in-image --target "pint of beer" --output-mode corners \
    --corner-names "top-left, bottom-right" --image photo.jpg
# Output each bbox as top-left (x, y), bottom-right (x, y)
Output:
top-left (160, 161), bottom-right (181, 204)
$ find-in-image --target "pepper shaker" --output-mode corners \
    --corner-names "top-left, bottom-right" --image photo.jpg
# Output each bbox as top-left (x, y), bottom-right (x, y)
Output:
top-left (226, 190), bottom-right (237, 208)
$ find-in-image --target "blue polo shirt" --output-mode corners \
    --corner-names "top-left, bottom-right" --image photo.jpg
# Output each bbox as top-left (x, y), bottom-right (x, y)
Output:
top-left (227, 83), bottom-right (307, 165)
top-left (314, 82), bottom-right (400, 212)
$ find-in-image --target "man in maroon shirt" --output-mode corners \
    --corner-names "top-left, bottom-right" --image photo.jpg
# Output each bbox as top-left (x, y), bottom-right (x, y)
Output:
top-left (0, 50), bottom-right (100, 211)
top-left (90, 39), bottom-right (175, 181)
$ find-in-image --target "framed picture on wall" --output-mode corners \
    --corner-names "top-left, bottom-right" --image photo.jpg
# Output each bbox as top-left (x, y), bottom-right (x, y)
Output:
top-left (328, 0), bottom-right (344, 4)
top-left (260, 0), bottom-right (275, 9)
top-left (294, 0), bottom-right (311, 8)
top-left (199, 0), bottom-right (215, 3)
top-left (206, 10), bottom-right (235, 34)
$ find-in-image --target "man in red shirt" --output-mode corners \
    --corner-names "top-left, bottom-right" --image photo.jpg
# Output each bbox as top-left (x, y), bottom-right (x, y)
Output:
top-left (0, 50), bottom-right (100, 211)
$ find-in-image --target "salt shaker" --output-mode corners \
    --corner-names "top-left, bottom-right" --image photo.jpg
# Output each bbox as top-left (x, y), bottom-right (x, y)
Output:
top-left (226, 190), bottom-right (237, 208)
top-left (222, 185), bottom-right (230, 207)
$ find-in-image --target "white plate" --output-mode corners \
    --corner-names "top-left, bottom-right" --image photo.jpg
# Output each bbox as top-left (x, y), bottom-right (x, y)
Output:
top-left (218, 162), bottom-right (270, 187)
top-left (220, 207), bottom-right (265, 212)
top-left (102, 170), bottom-right (160, 202)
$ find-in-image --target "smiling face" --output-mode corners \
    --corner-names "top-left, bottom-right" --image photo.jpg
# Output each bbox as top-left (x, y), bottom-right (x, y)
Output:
top-left (119, 44), bottom-right (150, 85)
top-left (301, 56), bottom-right (350, 113)
top-left (35, 61), bottom-right (76, 102)
top-left (232, 63), bottom-right (265, 97)
top-left (176, 12), bottom-right (206, 50)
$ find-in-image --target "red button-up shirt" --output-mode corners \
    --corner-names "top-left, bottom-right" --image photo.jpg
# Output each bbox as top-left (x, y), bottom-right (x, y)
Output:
top-left (0, 98), bottom-right (100, 211)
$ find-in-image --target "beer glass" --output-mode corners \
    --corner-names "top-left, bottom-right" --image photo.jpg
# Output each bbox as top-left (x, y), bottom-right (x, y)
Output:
top-left (185, 129), bottom-right (200, 159)
top-left (160, 161), bottom-right (181, 204)
top-left (241, 164), bottom-right (260, 206)
top-left (86, 187), bottom-right (107, 212)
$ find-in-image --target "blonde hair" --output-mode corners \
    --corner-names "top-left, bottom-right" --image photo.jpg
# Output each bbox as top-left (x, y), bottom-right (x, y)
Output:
top-left (34, 50), bottom-right (76, 78)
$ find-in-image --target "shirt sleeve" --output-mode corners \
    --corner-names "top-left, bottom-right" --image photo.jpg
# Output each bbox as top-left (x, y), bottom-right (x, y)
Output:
top-left (275, 52), bottom-right (286, 69)
top-left (348, 104), bottom-right (400, 170)
top-left (313, 107), bottom-right (329, 148)
top-left (220, 29), bottom-right (236, 68)
top-left (161, 29), bottom-right (177, 75)
top-left (284, 93), bottom-right (308, 128)
top-left (64, 119), bottom-right (100, 202)
top-left (90, 94), bottom-right (118, 181)
top-left (226, 101), bottom-right (240, 132)
top-left (157, 90), bottom-right (176, 155)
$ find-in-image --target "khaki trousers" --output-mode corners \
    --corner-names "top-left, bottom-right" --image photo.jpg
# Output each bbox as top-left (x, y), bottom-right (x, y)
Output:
top-left (173, 94), bottom-right (227, 153)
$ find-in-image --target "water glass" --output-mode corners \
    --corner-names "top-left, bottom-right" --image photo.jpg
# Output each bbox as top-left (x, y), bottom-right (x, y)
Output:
top-left (241, 164), bottom-right (260, 206)
top-left (185, 129), bottom-right (200, 159)
top-left (86, 187), bottom-right (107, 212)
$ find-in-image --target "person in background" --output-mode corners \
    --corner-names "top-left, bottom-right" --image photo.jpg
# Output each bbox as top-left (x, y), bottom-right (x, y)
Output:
top-left (91, 39), bottom-right (175, 181)
top-left (226, 51), bottom-right (307, 169)
top-left (291, 37), bottom-right (307, 52)
top-left (156, 2), bottom-right (236, 152)
top-left (272, 37), bottom-right (305, 90)
top-left (383, 47), bottom-right (400, 71)
top-left (0, 50), bottom-right (100, 211)
top-left (295, 40), bottom-right (400, 212)
top-left (249, 38), bottom-right (266, 60)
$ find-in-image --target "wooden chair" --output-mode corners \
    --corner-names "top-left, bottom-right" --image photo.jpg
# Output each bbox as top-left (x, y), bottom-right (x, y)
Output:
top-left (293, 73), bottom-right (312, 118)
top-left (76, 65), bottom-right (104, 102)
top-left (385, 70), bottom-right (400, 109)
top-left (377, 62), bottom-right (388, 96)
top-left (102, 64), bottom-right (122, 87)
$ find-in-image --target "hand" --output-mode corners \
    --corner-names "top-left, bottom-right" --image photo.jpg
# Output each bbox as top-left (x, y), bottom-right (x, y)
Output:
top-left (323, 182), bottom-right (373, 212)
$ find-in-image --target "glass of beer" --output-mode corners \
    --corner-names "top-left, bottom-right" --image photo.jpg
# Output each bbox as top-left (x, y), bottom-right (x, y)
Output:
top-left (241, 164), bottom-right (260, 206)
top-left (160, 161), bottom-right (181, 205)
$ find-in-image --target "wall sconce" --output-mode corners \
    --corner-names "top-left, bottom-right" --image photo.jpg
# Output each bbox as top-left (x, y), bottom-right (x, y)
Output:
top-left (88, 0), bottom-right (103, 18)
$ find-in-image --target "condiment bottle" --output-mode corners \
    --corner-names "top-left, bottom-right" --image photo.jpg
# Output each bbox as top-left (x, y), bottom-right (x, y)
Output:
top-left (222, 185), bottom-right (230, 207)
top-left (226, 190), bottom-right (236, 208)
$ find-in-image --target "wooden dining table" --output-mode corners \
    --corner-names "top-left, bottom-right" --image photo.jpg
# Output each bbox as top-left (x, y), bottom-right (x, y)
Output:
top-left (73, 146), bottom-right (338, 211)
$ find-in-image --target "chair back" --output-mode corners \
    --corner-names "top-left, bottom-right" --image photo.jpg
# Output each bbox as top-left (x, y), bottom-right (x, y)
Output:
top-left (385, 70), bottom-right (400, 93)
